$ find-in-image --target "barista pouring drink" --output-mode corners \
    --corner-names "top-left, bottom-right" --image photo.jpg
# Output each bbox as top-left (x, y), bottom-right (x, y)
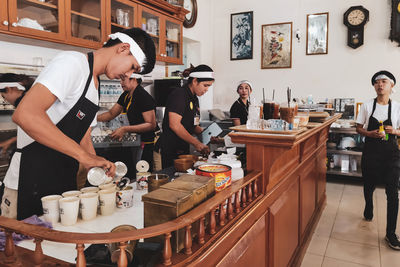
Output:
top-left (1, 27), bottom-right (156, 220)
top-left (160, 65), bottom-right (214, 168)
top-left (356, 70), bottom-right (400, 250)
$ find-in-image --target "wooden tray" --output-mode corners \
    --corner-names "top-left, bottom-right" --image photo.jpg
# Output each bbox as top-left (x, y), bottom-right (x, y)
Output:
top-left (307, 112), bottom-right (330, 118)
top-left (229, 125), bottom-right (307, 135)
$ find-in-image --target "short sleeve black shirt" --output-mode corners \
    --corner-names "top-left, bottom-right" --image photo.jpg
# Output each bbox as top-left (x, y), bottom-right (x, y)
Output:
top-left (161, 86), bottom-right (199, 152)
top-left (117, 85), bottom-right (156, 142)
top-left (230, 98), bottom-right (249, 125)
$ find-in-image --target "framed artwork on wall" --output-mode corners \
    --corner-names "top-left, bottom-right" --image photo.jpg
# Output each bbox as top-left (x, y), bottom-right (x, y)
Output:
top-left (306, 12), bottom-right (329, 55)
top-left (390, 0), bottom-right (400, 45)
top-left (261, 22), bottom-right (292, 69)
top-left (230, 11), bottom-right (253, 60)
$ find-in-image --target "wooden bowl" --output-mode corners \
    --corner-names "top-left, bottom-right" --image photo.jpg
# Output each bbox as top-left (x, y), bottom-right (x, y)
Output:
top-left (178, 154), bottom-right (198, 163)
top-left (174, 158), bottom-right (194, 172)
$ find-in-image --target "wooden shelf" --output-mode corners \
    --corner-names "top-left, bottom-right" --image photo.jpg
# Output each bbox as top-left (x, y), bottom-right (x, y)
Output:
top-left (327, 168), bottom-right (362, 177)
top-left (166, 38), bottom-right (179, 44)
top-left (329, 127), bottom-right (357, 134)
top-left (148, 32), bottom-right (159, 38)
top-left (24, 0), bottom-right (57, 9)
top-left (327, 149), bottom-right (362, 156)
top-left (111, 22), bottom-right (129, 29)
top-left (70, 10), bottom-right (101, 22)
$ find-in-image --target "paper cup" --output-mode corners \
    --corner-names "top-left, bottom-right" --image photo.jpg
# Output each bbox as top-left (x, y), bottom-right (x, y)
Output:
top-left (116, 186), bottom-right (134, 208)
top-left (62, 190), bottom-right (82, 198)
top-left (80, 187), bottom-right (99, 193)
top-left (79, 193), bottom-right (98, 221)
top-left (59, 196), bottom-right (80, 226)
top-left (41, 195), bottom-right (62, 224)
top-left (115, 161), bottom-right (128, 179)
top-left (99, 183), bottom-right (117, 191)
top-left (98, 189), bottom-right (116, 216)
top-left (87, 167), bottom-right (107, 186)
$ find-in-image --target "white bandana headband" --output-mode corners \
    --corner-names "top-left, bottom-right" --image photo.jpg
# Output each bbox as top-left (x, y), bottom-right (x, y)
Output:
top-left (189, 71), bottom-right (214, 79)
top-left (237, 80), bottom-right (253, 91)
top-left (375, 74), bottom-right (395, 85)
top-left (108, 32), bottom-right (147, 72)
top-left (0, 82), bottom-right (25, 90)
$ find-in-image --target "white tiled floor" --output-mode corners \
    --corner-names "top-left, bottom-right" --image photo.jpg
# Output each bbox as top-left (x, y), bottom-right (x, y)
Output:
top-left (301, 181), bottom-right (400, 267)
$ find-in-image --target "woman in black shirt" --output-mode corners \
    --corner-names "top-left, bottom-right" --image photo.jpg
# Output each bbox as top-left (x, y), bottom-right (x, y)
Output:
top-left (98, 74), bottom-right (157, 170)
top-left (229, 80), bottom-right (253, 126)
top-left (161, 65), bottom-right (214, 168)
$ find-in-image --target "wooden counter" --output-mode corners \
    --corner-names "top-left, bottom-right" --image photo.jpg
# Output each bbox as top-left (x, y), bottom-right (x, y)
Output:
top-left (0, 114), bottom-right (340, 267)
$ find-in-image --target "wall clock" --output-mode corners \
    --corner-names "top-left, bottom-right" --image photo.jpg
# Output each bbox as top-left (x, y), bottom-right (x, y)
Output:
top-left (390, 0), bottom-right (400, 46)
top-left (343, 6), bottom-right (369, 49)
top-left (183, 0), bottom-right (197, 28)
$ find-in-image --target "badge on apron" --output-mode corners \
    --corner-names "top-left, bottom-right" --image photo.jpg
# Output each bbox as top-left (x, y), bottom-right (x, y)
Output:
top-left (194, 115), bottom-right (200, 126)
top-left (190, 101), bottom-right (193, 110)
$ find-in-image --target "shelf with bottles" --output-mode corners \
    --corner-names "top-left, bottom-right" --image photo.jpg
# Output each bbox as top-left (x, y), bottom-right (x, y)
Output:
top-left (327, 153), bottom-right (361, 178)
top-left (327, 149), bottom-right (362, 156)
top-left (99, 81), bottom-right (123, 104)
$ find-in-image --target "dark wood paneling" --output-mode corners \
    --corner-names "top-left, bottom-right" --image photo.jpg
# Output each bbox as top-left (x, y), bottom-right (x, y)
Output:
top-left (217, 214), bottom-right (267, 267)
top-left (269, 178), bottom-right (299, 267)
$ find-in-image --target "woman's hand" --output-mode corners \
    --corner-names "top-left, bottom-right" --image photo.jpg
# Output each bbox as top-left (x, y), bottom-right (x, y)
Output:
top-left (110, 127), bottom-right (126, 141)
top-left (194, 142), bottom-right (210, 156)
top-left (384, 126), bottom-right (398, 135)
top-left (368, 129), bottom-right (385, 138)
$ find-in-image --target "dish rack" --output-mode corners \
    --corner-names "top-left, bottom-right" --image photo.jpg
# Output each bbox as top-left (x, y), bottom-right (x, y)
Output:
top-left (91, 133), bottom-right (137, 144)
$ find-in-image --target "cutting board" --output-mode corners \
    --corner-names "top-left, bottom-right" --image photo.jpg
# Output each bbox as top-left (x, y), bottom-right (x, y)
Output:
top-left (229, 125), bottom-right (307, 135)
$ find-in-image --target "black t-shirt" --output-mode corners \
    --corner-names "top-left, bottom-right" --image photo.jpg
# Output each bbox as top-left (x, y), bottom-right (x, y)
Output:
top-left (117, 85), bottom-right (156, 142)
top-left (161, 86), bottom-right (199, 152)
top-left (230, 98), bottom-right (249, 125)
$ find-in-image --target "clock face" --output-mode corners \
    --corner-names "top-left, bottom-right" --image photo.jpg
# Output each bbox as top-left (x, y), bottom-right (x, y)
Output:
top-left (347, 9), bottom-right (365, 26)
top-left (184, 0), bottom-right (193, 20)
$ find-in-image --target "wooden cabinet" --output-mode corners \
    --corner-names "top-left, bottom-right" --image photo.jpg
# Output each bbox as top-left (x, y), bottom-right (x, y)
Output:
top-left (106, 0), bottom-right (138, 36)
top-left (138, 5), bottom-right (183, 64)
top-left (65, 0), bottom-right (105, 48)
top-left (0, 0), bottom-right (185, 64)
top-left (3, 0), bottom-right (66, 40)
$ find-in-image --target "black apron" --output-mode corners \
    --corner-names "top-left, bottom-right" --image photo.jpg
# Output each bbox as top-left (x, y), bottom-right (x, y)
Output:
top-left (17, 52), bottom-right (99, 220)
top-left (361, 98), bottom-right (400, 184)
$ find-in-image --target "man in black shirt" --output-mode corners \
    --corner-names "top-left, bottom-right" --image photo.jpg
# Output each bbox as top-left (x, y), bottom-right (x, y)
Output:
top-left (98, 74), bottom-right (157, 171)
top-left (161, 64), bottom-right (214, 168)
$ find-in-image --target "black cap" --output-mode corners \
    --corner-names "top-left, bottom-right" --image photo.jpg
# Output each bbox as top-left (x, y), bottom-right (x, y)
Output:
top-left (371, 70), bottom-right (396, 85)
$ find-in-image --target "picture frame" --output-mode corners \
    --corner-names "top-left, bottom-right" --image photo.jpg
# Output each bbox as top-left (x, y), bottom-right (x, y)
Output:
top-left (261, 22), bottom-right (292, 69)
top-left (230, 11), bottom-right (253, 60)
top-left (306, 12), bottom-right (329, 55)
top-left (390, 0), bottom-right (400, 45)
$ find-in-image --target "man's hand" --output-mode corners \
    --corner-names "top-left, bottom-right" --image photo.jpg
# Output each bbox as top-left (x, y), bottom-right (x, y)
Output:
top-left (79, 152), bottom-right (116, 178)
top-left (110, 127), bottom-right (126, 141)
top-left (368, 129), bottom-right (385, 139)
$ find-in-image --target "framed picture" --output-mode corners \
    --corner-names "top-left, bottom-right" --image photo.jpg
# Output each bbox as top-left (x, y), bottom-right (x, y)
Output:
top-left (230, 11), bottom-right (253, 60)
top-left (306, 12), bottom-right (329, 55)
top-left (261, 22), bottom-right (292, 69)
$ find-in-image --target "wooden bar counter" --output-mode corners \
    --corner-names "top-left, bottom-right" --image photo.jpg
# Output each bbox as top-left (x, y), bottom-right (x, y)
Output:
top-left (0, 114), bottom-right (340, 267)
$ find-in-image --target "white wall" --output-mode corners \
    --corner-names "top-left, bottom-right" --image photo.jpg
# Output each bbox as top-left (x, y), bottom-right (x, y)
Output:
top-left (211, 0), bottom-right (400, 110)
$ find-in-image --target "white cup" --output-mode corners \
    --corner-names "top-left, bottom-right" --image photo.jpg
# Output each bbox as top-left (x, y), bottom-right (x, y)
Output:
top-left (79, 193), bottom-right (98, 221)
top-left (98, 189), bottom-right (116, 216)
top-left (41, 195), bottom-right (62, 224)
top-left (80, 187), bottom-right (99, 194)
top-left (115, 161), bottom-right (128, 179)
top-left (62, 190), bottom-right (82, 198)
top-left (59, 196), bottom-right (80, 226)
top-left (99, 183), bottom-right (117, 191)
top-left (116, 186), bottom-right (134, 208)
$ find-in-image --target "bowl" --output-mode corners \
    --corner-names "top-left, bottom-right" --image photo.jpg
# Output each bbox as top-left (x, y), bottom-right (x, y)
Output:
top-left (147, 174), bottom-right (169, 192)
top-left (174, 158), bottom-right (194, 172)
top-left (178, 154), bottom-right (198, 163)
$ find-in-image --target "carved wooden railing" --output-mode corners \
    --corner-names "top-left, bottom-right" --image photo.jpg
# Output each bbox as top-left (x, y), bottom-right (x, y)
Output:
top-left (0, 171), bottom-right (263, 267)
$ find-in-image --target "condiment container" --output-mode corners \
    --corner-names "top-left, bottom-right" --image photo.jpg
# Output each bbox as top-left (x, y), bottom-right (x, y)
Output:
top-left (147, 174), bottom-right (169, 192)
top-left (195, 164), bottom-right (232, 192)
top-left (108, 225), bottom-right (137, 263)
